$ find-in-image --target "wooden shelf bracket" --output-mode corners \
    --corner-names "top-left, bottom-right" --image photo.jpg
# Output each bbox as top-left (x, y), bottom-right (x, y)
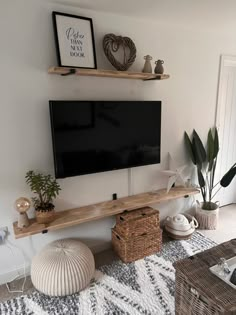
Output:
top-left (61, 69), bottom-right (76, 76)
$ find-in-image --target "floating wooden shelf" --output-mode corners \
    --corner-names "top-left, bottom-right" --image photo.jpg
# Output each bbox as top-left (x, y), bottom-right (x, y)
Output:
top-left (48, 67), bottom-right (170, 81)
top-left (13, 187), bottom-right (198, 239)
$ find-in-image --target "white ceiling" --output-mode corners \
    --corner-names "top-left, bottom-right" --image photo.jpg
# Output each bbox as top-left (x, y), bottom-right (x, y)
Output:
top-left (51, 0), bottom-right (236, 23)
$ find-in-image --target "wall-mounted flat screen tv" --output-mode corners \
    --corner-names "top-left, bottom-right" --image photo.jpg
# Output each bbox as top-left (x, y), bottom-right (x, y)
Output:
top-left (49, 101), bottom-right (161, 178)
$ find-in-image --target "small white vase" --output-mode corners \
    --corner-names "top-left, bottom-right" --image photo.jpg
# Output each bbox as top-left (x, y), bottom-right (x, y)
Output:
top-left (195, 201), bottom-right (219, 230)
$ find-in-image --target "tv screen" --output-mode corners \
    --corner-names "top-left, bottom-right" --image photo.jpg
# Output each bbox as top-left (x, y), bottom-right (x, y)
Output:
top-left (49, 101), bottom-right (161, 178)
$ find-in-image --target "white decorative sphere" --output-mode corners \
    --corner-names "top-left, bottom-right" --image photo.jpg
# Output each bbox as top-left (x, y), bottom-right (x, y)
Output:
top-left (31, 238), bottom-right (95, 296)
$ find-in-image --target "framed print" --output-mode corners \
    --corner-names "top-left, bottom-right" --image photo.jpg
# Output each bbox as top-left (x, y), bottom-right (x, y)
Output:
top-left (52, 11), bottom-right (97, 69)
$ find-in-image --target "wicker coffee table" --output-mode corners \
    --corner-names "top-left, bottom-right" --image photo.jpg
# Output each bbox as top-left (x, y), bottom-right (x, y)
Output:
top-left (174, 239), bottom-right (236, 314)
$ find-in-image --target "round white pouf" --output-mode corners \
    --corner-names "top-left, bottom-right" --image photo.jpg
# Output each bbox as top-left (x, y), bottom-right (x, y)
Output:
top-left (31, 238), bottom-right (95, 296)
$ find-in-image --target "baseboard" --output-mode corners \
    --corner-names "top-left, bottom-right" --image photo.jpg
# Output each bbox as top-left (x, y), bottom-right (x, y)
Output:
top-left (0, 264), bottom-right (31, 286)
top-left (90, 242), bottom-right (112, 254)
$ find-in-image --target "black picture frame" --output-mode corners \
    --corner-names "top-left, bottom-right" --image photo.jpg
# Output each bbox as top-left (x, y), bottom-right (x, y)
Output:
top-left (52, 11), bottom-right (97, 69)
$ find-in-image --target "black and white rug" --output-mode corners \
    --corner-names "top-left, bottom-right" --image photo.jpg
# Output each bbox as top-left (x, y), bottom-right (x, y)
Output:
top-left (0, 232), bottom-right (216, 315)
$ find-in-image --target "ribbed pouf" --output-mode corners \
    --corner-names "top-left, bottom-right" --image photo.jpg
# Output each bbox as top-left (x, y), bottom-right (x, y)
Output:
top-left (31, 238), bottom-right (95, 296)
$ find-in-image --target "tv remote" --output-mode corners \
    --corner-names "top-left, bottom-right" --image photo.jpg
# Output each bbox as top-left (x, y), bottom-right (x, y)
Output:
top-left (230, 268), bottom-right (236, 285)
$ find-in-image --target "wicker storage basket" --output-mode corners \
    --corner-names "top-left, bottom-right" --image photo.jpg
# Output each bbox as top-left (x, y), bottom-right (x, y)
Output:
top-left (174, 239), bottom-right (236, 315)
top-left (112, 228), bottom-right (162, 263)
top-left (115, 207), bottom-right (159, 239)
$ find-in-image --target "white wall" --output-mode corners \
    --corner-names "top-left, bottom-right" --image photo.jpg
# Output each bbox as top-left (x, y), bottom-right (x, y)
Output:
top-left (1, 0), bottom-right (236, 283)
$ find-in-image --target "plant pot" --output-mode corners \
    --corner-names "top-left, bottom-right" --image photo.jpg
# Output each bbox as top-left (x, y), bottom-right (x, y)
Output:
top-left (195, 201), bottom-right (219, 230)
top-left (35, 208), bottom-right (55, 224)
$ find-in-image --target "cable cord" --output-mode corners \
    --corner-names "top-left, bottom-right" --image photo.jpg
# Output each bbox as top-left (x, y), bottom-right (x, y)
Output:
top-left (5, 239), bottom-right (27, 294)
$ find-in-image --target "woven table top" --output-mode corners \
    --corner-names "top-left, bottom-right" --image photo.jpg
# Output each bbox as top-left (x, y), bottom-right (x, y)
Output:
top-left (174, 239), bottom-right (236, 312)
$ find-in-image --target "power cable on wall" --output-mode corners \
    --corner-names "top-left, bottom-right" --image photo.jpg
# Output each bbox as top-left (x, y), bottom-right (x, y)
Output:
top-left (4, 239), bottom-right (27, 294)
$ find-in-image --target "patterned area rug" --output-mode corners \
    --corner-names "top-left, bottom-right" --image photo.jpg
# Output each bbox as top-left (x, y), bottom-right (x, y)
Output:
top-left (0, 232), bottom-right (216, 315)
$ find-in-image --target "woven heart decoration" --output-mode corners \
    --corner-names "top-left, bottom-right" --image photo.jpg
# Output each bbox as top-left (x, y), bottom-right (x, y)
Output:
top-left (103, 33), bottom-right (136, 71)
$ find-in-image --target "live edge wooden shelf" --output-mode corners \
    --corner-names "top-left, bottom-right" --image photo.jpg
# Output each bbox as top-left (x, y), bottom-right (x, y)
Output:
top-left (13, 187), bottom-right (198, 239)
top-left (48, 67), bottom-right (170, 81)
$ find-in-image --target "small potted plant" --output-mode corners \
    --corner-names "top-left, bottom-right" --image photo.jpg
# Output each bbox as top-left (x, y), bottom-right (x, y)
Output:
top-left (25, 170), bottom-right (61, 224)
top-left (184, 128), bottom-right (236, 229)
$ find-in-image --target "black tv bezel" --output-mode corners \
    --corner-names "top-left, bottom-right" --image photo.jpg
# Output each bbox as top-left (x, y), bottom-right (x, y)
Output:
top-left (49, 100), bottom-right (161, 178)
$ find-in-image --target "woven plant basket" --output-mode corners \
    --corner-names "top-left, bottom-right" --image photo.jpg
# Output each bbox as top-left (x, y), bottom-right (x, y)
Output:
top-left (112, 228), bottom-right (162, 263)
top-left (195, 202), bottom-right (219, 230)
top-left (35, 208), bottom-right (55, 224)
top-left (115, 207), bottom-right (159, 238)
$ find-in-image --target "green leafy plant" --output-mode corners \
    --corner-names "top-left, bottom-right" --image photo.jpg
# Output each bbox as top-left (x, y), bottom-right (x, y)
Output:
top-left (25, 170), bottom-right (61, 212)
top-left (184, 128), bottom-right (236, 210)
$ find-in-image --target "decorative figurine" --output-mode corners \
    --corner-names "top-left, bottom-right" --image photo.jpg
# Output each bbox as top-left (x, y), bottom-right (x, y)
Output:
top-left (154, 60), bottom-right (164, 74)
top-left (15, 197), bottom-right (31, 228)
top-left (142, 55), bottom-right (153, 73)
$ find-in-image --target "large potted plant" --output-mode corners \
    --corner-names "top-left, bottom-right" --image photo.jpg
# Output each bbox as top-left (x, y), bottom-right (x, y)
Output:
top-left (25, 170), bottom-right (61, 224)
top-left (184, 128), bottom-right (236, 229)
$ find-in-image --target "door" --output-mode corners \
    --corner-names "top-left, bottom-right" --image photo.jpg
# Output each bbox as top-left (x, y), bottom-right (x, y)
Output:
top-left (216, 55), bottom-right (236, 206)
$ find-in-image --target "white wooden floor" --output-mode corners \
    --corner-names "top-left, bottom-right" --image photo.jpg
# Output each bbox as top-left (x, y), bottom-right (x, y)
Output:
top-left (199, 204), bottom-right (236, 244)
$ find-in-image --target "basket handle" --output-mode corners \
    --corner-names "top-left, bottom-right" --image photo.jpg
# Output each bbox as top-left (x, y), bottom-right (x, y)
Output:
top-left (119, 210), bottom-right (128, 221)
top-left (141, 233), bottom-right (147, 236)
top-left (192, 217), bottom-right (199, 228)
top-left (116, 234), bottom-right (121, 240)
top-left (190, 287), bottom-right (210, 305)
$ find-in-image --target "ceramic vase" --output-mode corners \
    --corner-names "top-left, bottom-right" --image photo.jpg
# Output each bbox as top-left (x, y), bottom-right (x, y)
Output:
top-left (154, 60), bottom-right (164, 74)
top-left (142, 55), bottom-right (153, 73)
